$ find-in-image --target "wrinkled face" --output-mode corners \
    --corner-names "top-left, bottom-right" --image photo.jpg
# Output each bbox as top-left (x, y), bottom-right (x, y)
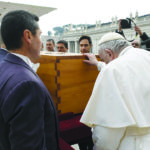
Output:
top-left (46, 41), bottom-right (55, 51)
top-left (98, 49), bottom-right (114, 64)
top-left (80, 39), bottom-right (92, 53)
top-left (57, 43), bottom-right (68, 52)
top-left (29, 29), bottom-right (42, 60)
top-left (131, 40), bottom-right (140, 48)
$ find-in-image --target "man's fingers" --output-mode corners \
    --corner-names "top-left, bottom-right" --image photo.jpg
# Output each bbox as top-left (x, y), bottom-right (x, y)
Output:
top-left (83, 60), bottom-right (90, 63)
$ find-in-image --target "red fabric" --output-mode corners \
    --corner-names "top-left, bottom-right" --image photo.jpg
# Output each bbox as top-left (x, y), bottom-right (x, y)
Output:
top-left (59, 113), bottom-right (92, 144)
top-left (59, 138), bottom-right (75, 150)
top-left (58, 112), bottom-right (74, 121)
top-left (59, 115), bottom-right (83, 131)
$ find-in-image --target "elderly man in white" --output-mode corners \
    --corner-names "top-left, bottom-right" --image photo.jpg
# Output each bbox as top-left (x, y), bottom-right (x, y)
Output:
top-left (80, 32), bottom-right (150, 150)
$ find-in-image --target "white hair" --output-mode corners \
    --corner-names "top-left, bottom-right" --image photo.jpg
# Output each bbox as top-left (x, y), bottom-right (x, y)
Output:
top-left (98, 39), bottom-right (131, 54)
top-left (98, 32), bottom-right (130, 54)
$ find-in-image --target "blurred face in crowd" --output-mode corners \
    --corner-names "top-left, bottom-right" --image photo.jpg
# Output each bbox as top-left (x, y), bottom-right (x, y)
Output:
top-left (57, 43), bottom-right (68, 52)
top-left (46, 41), bottom-right (55, 51)
top-left (131, 40), bottom-right (140, 48)
top-left (80, 39), bottom-right (92, 53)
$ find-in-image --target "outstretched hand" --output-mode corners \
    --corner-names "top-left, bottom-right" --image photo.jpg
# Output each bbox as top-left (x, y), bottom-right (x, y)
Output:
top-left (134, 26), bottom-right (143, 36)
top-left (83, 53), bottom-right (98, 66)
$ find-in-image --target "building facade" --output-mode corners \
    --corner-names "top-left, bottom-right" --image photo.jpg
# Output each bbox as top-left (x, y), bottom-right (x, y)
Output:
top-left (42, 13), bottom-right (150, 54)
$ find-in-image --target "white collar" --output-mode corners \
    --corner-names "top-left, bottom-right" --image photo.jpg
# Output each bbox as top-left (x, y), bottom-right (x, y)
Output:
top-left (119, 46), bottom-right (133, 57)
top-left (12, 53), bottom-right (33, 68)
top-left (11, 53), bottom-right (40, 72)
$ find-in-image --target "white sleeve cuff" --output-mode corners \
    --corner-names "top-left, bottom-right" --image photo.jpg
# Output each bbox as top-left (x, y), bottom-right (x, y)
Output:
top-left (97, 61), bottom-right (106, 71)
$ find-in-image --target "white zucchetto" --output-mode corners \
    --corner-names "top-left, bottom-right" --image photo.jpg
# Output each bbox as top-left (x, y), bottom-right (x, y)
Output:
top-left (98, 32), bottom-right (125, 45)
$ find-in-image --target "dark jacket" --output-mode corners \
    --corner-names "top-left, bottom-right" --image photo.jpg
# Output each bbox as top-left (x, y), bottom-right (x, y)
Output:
top-left (0, 48), bottom-right (8, 62)
top-left (140, 32), bottom-right (150, 51)
top-left (115, 30), bottom-right (150, 51)
top-left (0, 53), bottom-right (59, 150)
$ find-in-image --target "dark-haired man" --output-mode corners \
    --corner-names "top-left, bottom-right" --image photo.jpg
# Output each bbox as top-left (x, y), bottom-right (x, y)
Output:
top-left (46, 38), bottom-right (55, 51)
top-left (79, 35), bottom-right (92, 53)
top-left (57, 40), bottom-right (68, 52)
top-left (0, 10), bottom-right (59, 150)
top-left (78, 37), bottom-right (93, 150)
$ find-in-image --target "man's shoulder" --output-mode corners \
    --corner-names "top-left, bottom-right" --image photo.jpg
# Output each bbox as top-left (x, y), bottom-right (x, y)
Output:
top-left (0, 60), bottom-right (39, 90)
top-left (101, 57), bottom-right (128, 76)
top-left (103, 48), bottom-right (149, 75)
top-left (0, 48), bottom-right (8, 53)
top-left (1, 53), bottom-right (37, 80)
top-left (0, 49), bottom-right (8, 61)
top-left (0, 49), bottom-right (8, 56)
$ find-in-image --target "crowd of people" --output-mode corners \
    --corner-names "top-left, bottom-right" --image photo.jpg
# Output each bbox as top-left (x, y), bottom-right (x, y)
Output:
top-left (1, 9), bottom-right (150, 150)
top-left (45, 35), bottom-right (93, 53)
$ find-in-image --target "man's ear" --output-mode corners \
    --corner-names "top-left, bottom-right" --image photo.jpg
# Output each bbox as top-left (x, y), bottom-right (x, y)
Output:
top-left (105, 49), bottom-right (115, 59)
top-left (23, 29), bottom-right (32, 44)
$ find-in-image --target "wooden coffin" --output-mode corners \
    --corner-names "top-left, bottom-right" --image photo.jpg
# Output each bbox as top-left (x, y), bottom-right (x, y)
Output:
top-left (36, 52), bottom-right (99, 114)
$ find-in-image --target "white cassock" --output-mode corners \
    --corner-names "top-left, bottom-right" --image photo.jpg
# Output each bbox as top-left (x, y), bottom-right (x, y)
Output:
top-left (80, 46), bottom-right (150, 150)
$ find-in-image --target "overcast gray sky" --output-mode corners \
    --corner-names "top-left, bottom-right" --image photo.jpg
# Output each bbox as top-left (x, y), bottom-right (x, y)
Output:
top-left (1, 0), bottom-right (150, 35)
